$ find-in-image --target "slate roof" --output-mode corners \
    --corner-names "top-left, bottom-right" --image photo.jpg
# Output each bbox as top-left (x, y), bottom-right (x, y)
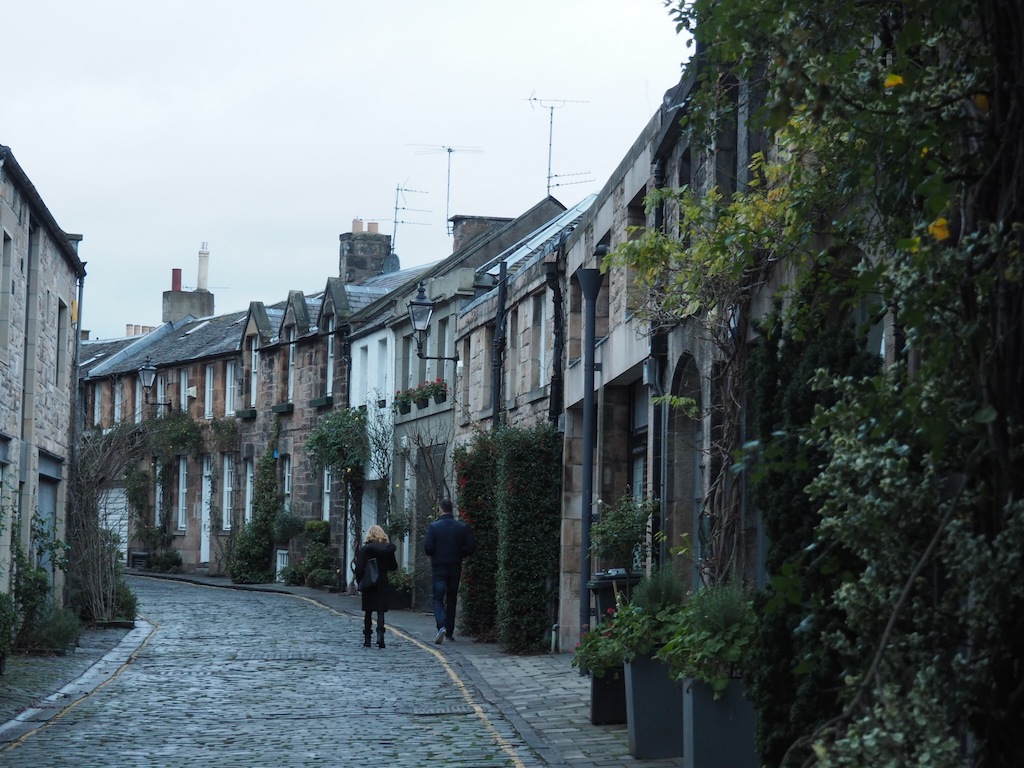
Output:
top-left (81, 310), bottom-right (248, 381)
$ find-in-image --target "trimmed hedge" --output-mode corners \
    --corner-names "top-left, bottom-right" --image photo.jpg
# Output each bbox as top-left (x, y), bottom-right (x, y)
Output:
top-left (495, 423), bottom-right (562, 653)
top-left (454, 430), bottom-right (499, 640)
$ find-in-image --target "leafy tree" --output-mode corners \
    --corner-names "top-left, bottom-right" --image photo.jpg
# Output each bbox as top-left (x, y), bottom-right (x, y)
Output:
top-left (612, 0), bottom-right (1024, 763)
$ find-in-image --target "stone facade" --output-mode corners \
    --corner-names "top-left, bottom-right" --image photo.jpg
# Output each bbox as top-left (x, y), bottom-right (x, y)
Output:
top-left (0, 146), bottom-right (87, 601)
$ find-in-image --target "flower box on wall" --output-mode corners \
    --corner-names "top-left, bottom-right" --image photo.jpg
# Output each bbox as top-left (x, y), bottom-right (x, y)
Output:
top-left (415, 397), bottom-right (429, 409)
top-left (309, 395), bottom-right (333, 409)
top-left (271, 402), bottom-right (294, 414)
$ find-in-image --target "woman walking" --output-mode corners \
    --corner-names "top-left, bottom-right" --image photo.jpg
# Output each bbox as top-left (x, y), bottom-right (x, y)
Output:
top-left (354, 525), bottom-right (398, 648)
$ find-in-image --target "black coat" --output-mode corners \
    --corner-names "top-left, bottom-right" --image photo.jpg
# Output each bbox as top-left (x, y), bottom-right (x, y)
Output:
top-left (355, 541), bottom-right (398, 612)
top-left (424, 513), bottom-right (477, 567)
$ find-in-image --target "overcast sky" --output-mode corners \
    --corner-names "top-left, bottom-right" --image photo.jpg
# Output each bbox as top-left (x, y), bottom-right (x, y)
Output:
top-left (2, 1), bottom-right (689, 340)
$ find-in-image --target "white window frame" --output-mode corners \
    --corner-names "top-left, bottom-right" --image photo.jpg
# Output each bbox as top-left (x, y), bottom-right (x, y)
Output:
top-left (157, 372), bottom-right (167, 416)
top-left (244, 458), bottom-right (254, 524)
top-left (179, 367), bottom-right (189, 412)
top-left (204, 364), bottom-right (215, 418)
top-left (224, 360), bottom-right (236, 415)
top-left (155, 474), bottom-right (163, 528)
top-left (221, 454), bottom-right (234, 531)
top-left (113, 380), bottom-right (123, 423)
top-left (326, 317), bottom-right (335, 396)
top-left (286, 327), bottom-right (296, 402)
top-left (249, 335), bottom-right (259, 408)
top-left (322, 466), bottom-right (331, 521)
top-left (282, 455), bottom-right (292, 511)
top-left (177, 456), bottom-right (188, 530)
top-left (134, 376), bottom-right (143, 424)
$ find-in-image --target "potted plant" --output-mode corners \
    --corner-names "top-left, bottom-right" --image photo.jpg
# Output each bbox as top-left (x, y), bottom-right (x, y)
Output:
top-left (588, 492), bottom-right (654, 619)
top-left (572, 621), bottom-right (628, 724)
top-left (615, 567), bottom-right (689, 759)
top-left (394, 389), bottom-right (414, 414)
top-left (388, 569), bottom-right (414, 609)
top-left (657, 580), bottom-right (759, 768)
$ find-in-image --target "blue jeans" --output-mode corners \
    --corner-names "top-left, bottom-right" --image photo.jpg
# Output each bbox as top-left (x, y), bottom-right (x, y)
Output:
top-left (431, 564), bottom-right (462, 636)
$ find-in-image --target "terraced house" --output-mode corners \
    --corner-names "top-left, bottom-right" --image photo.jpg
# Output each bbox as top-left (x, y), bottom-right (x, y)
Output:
top-left (0, 146), bottom-right (87, 606)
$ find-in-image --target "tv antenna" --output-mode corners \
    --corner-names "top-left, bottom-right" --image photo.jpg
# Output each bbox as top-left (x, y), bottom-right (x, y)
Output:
top-left (392, 183), bottom-right (430, 254)
top-left (412, 144), bottom-right (483, 235)
top-left (528, 94), bottom-right (593, 195)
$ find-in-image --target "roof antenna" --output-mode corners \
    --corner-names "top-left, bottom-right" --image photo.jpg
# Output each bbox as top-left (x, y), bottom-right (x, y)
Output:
top-left (391, 182), bottom-right (430, 254)
top-left (412, 144), bottom-right (483, 235)
top-left (528, 93), bottom-right (593, 196)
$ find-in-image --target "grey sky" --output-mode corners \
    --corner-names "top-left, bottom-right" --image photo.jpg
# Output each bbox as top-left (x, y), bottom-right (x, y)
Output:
top-left (2, 1), bottom-right (688, 339)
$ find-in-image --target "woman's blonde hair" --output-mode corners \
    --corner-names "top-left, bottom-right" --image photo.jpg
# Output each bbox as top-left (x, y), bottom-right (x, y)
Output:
top-left (365, 525), bottom-right (389, 544)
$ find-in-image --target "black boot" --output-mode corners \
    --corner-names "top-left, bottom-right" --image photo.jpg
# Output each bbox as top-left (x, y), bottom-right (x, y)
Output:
top-left (363, 630), bottom-right (371, 648)
top-left (376, 627), bottom-right (386, 648)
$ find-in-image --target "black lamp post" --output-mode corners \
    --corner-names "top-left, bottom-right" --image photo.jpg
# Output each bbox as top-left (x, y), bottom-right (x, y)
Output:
top-left (408, 281), bottom-right (459, 362)
top-left (138, 356), bottom-right (170, 409)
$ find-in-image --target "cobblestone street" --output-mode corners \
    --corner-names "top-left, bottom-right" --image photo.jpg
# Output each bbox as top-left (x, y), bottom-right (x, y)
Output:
top-left (1, 577), bottom-right (544, 768)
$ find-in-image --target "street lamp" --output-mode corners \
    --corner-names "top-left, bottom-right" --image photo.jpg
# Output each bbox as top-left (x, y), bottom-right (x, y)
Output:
top-left (407, 281), bottom-right (459, 362)
top-left (138, 356), bottom-right (171, 410)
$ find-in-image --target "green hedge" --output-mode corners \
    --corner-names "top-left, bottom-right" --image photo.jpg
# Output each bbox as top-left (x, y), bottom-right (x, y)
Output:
top-left (454, 430), bottom-right (499, 639)
top-left (228, 438), bottom-right (280, 584)
top-left (495, 423), bottom-right (562, 653)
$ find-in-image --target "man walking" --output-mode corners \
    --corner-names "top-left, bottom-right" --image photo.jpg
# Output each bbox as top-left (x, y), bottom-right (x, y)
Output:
top-left (424, 498), bottom-right (476, 644)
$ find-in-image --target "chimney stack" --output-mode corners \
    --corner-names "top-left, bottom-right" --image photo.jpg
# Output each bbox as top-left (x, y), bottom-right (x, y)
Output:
top-left (197, 243), bottom-right (210, 292)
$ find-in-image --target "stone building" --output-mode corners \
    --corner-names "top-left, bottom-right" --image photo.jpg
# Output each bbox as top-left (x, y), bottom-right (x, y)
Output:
top-left (0, 146), bottom-right (87, 602)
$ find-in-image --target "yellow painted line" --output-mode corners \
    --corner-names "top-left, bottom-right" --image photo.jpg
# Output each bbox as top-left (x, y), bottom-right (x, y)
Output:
top-left (288, 592), bottom-right (529, 768)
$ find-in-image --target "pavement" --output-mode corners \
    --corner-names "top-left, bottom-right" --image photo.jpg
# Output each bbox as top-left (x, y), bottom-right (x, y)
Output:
top-left (0, 571), bottom-right (686, 767)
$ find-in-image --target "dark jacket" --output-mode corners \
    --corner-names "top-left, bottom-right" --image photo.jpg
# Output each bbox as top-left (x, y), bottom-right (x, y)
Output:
top-left (424, 513), bottom-right (477, 567)
top-left (355, 541), bottom-right (398, 612)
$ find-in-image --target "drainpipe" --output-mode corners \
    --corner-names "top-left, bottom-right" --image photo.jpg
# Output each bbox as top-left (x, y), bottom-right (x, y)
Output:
top-left (651, 158), bottom-right (669, 564)
top-left (578, 260), bottom-right (605, 640)
top-left (491, 261), bottom-right (507, 429)
top-left (546, 249), bottom-right (565, 423)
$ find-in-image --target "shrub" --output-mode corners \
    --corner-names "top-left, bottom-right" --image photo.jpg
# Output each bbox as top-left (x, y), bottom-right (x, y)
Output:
top-left (228, 437), bottom-right (280, 584)
top-left (304, 520), bottom-right (331, 545)
top-left (305, 568), bottom-right (334, 588)
top-left (0, 593), bottom-right (15, 660)
top-left (455, 430), bottom-right (500, 640)
top-left (148, 549), bottom-right (183, 572)
top-left (495, 423), bottom-right (562, 653)
top-left (17, 604), bottom-right (81, 653)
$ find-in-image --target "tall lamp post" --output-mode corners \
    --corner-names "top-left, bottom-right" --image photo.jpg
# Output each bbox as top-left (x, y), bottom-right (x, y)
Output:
top-left (578, 259), bottom-right (605, 642)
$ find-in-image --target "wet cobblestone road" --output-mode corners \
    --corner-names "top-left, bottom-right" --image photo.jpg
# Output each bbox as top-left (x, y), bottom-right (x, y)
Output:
top-left (1, 577), bottom-right (543, 768)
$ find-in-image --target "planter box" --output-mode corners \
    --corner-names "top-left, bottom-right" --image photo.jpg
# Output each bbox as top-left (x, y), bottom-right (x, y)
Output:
top-left (590, 667), bottom-right (627, 724)
top-left (625, 651), bottom-right (684, 759)
top-left (415, 397), bottom-right (429, 409)
top-left (396, 402), bottom-right (412, 415)
top-left (433, 393), bottom-right (447, 405)
top-left (683, 678), bottom-right (758, 768)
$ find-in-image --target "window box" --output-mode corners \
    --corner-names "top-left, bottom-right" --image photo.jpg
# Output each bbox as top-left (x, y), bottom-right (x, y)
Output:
top-left (310, 395), bottom-right (333, 409)
top-left (271, 402), bottom-right (294, 414)
top-left (236, 408), bottom-right (257, 420)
